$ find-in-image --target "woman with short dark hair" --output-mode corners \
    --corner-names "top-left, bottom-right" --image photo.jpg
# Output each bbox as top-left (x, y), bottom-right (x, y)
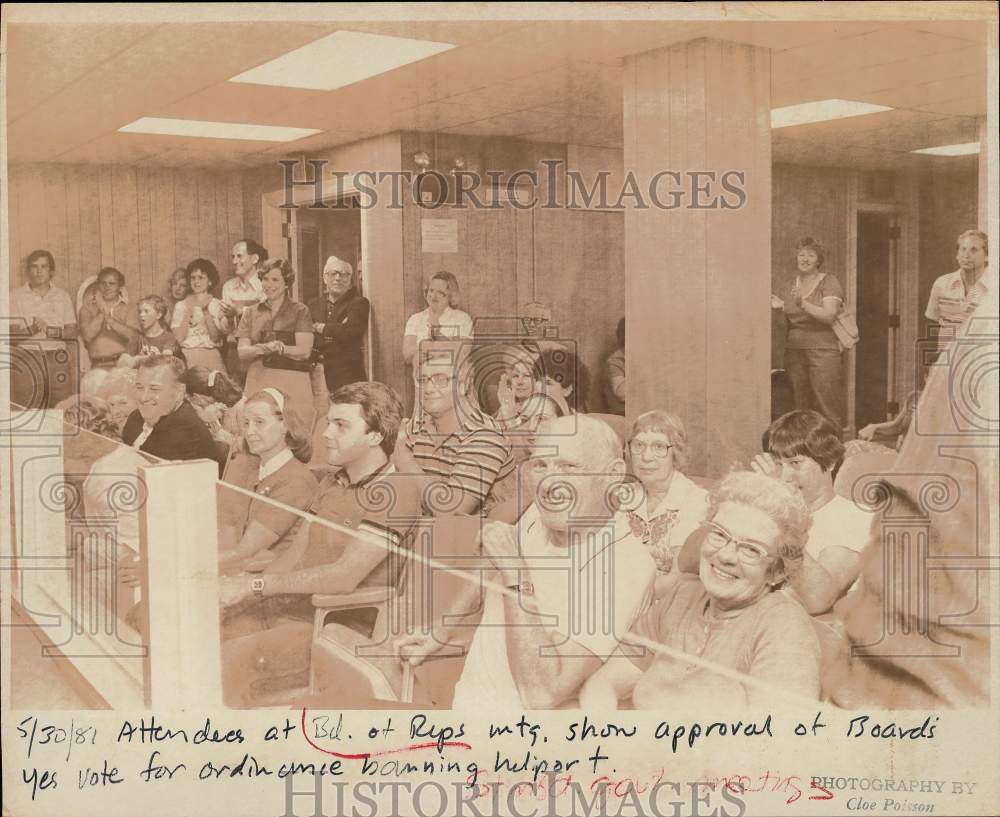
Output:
top-left (771, 237), bottom-right (845, 433)
top-left (752, 409), bottom-right (873, 614)
top-left (236, 258), bottom-right (316, 430)
top-left (171, 258), bottom-right (227, 371)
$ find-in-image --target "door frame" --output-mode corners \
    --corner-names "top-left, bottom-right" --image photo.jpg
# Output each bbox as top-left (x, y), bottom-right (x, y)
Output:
top-left (262, 182), bottom-right (373, 379)
top-left (844, 172), bottom-right (921, 437)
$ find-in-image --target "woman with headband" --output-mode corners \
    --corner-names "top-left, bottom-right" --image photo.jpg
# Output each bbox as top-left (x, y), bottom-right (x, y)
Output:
top-left (218, 387), bottom-right (317, 576)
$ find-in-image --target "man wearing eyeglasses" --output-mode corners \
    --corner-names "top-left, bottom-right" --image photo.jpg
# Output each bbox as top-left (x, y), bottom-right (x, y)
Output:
top-left (309, 256), bottom-right (370, 392)
top-left (393, 349), bottom-right (513, 517)
top-left (396, 415), bottom-right (656, 709)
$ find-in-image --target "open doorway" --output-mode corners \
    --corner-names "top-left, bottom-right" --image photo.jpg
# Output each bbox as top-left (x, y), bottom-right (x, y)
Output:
top-left (854, 210), bottom-right (899, 431)
top-left (294, 196), bottom-right (368, 379)
top-left (296, 198), bottom-right (363, 307)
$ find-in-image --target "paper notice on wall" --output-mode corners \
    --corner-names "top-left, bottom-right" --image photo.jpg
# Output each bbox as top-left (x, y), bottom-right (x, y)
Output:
top-left (421, 219), bottom-right (458, 253)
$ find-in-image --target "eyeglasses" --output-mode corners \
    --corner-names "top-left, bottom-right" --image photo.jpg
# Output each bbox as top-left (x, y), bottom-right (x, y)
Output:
top-left (324, 270), bottom-right (352, 279)
top-left (417, 373), bottom-right (453, 390)
top-left (628, 440), bottom-right (673, 459)
top-left (702, 521), bottom-right (774, 566)
top-left (525, 457), bottom-right (585, 476)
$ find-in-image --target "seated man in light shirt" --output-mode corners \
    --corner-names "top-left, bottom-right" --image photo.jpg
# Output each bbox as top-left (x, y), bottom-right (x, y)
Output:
top-left (396, 415), bottom-right (656, 709)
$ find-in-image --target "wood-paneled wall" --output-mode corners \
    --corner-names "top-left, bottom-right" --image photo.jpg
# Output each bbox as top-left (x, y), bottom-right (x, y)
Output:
top-left (402, 195), bottom-right (625, 413)
top-left (7, 163), bottom-right (247, 303)
top-left (771, 163), bottom-right (850, 368)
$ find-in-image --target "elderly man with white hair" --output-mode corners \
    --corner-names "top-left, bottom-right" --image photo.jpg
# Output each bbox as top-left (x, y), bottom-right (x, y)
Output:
top-left (397, 414), bottom-right (656, 709)
top-left (309, 255), bottom-right (370, 392)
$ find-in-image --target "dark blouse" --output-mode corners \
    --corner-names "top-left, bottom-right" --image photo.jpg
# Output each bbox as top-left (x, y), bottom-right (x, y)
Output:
top-left (308, 287), bottom-right (370, 391)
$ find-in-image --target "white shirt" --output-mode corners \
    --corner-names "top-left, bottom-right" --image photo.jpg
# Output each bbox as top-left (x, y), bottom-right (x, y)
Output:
top-left (925, 269), bottom-right (991, 349)
top-left (404, 306), bottom-right (474, 343)
top-left (171, 298), bottom-right (226, 349)
top-left (258, 448), bottom-right (294, 482)
top-left (451, 506), bottom-right (655, 709)
top-left (221, 274), bottom-right (265, 338)
top-left (10, 284), bottom-right (76, 351)
top-left (807, 494), bottom-right (875, 561)
top-left (131, 423), bottom-right (155, 450)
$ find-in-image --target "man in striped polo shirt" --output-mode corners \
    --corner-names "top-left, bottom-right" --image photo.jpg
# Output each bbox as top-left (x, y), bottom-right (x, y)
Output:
top-left (925, 229), bottom-right (990, 354)
top-left (394, 347), bottom-right (514, 516)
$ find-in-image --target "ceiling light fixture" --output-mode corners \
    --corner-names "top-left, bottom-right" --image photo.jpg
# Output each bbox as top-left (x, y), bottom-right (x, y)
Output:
top-left (771, 99), bottom-right (893, 129)
top-left (229, 31), bottom-right (455, 92)
top-left (118, 117), bottom-right (321, 142)
top-left (911, 142), bottom-right (980, 156)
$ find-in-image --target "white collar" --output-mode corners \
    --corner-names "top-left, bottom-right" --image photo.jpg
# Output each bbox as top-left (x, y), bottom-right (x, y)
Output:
top-left (258, 448), bottom-right (294, 482)
top-left (634, 471), bottom-right (695, 521)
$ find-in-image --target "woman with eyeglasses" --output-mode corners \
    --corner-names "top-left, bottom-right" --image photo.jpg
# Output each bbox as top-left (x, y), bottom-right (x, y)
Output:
top-left (309, 256), bottom-right (370, 392)
top-left (624, 410), bottom-right (708, 598)
top-left (751, 410), bottom-right (873, 615)
top-left (579, 471), bottom-right (821, 708)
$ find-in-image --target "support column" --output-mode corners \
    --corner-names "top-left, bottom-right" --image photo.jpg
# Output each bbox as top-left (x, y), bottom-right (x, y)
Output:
top-left (624, 38), bottom-right (772, 477)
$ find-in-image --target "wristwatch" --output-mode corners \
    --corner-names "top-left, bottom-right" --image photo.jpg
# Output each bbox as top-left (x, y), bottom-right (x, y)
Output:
top-left (507, 581), bottom-right (535, 597)
top-left (250, 577), bottom-right (265, 596)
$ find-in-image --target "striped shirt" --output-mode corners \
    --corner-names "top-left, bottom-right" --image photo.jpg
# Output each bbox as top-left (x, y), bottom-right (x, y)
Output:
top-left (925, 269), bottom-right (989, 349)
top-left (404, 409), bottom-right (513, 514)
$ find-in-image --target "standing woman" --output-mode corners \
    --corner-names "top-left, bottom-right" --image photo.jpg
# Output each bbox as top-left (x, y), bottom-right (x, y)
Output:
top-left (78, 267), bottom-right (139, 368)
top-left (309, 255), bottom-right (370, 392)
top-left (171, 258), bottom-right (227, 371)
top-left (236, 259), bottom-right (315, 429)
top-left (771, 237), bottom-right (845, 434)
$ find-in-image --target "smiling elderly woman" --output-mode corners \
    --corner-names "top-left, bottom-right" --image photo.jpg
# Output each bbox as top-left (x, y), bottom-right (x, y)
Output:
top-left (580, 470), bottom-right (821, 708)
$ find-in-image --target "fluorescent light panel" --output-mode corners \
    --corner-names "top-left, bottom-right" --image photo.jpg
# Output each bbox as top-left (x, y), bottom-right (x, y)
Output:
top-left (118, 117), bottom-right (321, 142)
top-left (911, 142), bottom-right (980, 156)
top-left (229, 31), bottom-right (455, 91)
top-left (771, 99), bottom-right (893, 128)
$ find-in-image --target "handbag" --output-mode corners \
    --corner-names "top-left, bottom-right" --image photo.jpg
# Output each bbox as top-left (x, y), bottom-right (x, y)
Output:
top-left (832, 306), bottom-right (860, 352)
top-left (262, 353), bottom-right (313, 372)
top-left (796, 273), bottom-right (860, 352)
top-left (260, 328), bottom-right (315, 372)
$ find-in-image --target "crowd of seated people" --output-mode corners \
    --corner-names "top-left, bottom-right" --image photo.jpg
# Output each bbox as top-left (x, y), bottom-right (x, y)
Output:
top-left (8, 228), bottom-right (993, 712)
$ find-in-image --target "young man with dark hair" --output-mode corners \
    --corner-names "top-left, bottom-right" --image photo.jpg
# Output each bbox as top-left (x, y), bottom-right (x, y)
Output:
top-left (218, 380), bottom-right (422, 706)
top-left (10, 249), bottom-right (79, 406)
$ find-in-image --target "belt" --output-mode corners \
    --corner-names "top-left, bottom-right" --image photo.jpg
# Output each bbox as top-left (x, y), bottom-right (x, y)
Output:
top-left (90, 353), bottom-right (122, 365)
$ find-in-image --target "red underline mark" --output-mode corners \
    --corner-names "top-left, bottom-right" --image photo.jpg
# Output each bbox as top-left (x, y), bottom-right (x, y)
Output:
top-left (300, 708), bottom-right (473, 760)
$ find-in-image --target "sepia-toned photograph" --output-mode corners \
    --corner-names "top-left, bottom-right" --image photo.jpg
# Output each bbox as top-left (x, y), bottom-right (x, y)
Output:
top-left (2, 3), bottom-right (998, 816)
